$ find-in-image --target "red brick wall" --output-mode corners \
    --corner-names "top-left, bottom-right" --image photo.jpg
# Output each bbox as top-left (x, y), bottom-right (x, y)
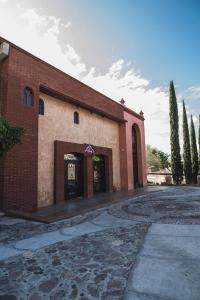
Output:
top-left (0, 48), bottom-right (39, 211)
top-left (0, 56), bottom-right (9, 210)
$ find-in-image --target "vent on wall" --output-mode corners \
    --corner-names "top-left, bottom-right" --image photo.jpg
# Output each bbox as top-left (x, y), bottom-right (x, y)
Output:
top-left (0, 42), bottom-right (10, 61)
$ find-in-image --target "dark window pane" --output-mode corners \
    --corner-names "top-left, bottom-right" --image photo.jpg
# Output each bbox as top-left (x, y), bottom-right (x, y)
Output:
top-left (39, 99), bottom-right (44, 115)
top-left (23, 87), bottom-right (33, 106)
top-left (74, 111), bottom-right (79, 124)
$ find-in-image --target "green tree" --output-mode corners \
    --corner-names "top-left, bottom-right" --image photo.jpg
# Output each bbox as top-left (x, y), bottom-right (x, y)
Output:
top-left (157, 150), bottom-right (170, 170)
top-left (169, 80), bottom-right (183, 184)
top-left (182, 100), bottom-right (192, 183)
top-left (146, 145), bottom-right (161, 171)
top-left (190, 115), bottom-right (199, 183)
top-left (146, 145), bottom-right (170, 171)
top-left (0, 117), bottom-right (25, 157)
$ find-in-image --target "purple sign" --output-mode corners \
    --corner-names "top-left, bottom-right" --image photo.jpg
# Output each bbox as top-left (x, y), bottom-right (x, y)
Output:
top-left (84, 144), bottom-right (95, 156)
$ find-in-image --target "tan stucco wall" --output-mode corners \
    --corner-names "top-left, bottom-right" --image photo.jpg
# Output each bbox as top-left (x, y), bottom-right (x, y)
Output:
top-left (38, 93), bottom-right (121, 207)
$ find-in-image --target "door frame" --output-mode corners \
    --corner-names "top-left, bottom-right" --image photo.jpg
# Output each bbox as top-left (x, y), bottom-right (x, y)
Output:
top-left (64, 153), bottom-right (84, 200)
top-left (54, 141), bottom-right (113, 203)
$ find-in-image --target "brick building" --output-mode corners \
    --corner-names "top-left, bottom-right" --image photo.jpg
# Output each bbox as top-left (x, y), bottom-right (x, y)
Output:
top-left (0, 37), bottom-right (147, 213)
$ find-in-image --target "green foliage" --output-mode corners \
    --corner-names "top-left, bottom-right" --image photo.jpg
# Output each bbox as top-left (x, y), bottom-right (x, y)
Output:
top-left (157, 150), bottom-right (170, 170)
top-left (169, 81), bottom-right (183, 184)
top-left (190, 115), bottom-right (199, 183)
top-left (146, 145), bottom-right (170, 171)
top-left (0, 117), bottom-right (25, 158)
top-left (182, 101), bottom-right (192, 184)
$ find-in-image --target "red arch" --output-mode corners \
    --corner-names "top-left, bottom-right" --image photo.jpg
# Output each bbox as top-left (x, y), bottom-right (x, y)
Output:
top-left (132, 124), bottom-right (143, 187)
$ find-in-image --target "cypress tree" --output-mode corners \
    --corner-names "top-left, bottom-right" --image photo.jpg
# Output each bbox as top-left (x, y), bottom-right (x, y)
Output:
top-left (190, 115), bottom-right (199, 183)
top-left (169, 81), bottom-right (183, 184)
top-left (182, 101), bottom-right (192, 183)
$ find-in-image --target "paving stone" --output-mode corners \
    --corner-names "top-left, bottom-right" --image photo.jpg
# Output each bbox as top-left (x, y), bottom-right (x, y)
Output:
top-left (0, 296), bottom-right (17, 300)
top-left (1, 186), bottom-right (200, 299)
top-left (87, 284), bottom-right (99, 298)
top-left (0, 224), bottom-right (149, 299)
top-left (39, 278), bottom-right (59, 293)
top-left (28, 293), bottom-right (43, 300)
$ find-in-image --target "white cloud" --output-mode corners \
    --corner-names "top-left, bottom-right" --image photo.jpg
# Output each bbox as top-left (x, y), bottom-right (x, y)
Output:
top-left (0, 2), bottom-right (198, 153)
top-left (186, 86), bottom-right (200, 100)
top-left (192, 115), bottom-right (198, 124)
top-left (82, 61), bottom-right (170, 151)
top-left (179, 85), bottom-right (200, 104)
top-left (61, 21), bottom-right (71, 29)
top-left (0, 5), bottom-right (86, 78)
top-left (21, 8), bottom-right (48, 29)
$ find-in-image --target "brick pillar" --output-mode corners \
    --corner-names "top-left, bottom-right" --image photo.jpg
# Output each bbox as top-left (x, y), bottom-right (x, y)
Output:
top-left (86, 156), bottom-right (93, 197)
top-left (2, 72), bottom-right (39, 212)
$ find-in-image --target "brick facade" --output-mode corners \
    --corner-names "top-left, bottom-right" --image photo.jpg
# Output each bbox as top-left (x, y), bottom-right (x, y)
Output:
top-left (0, 37), bottom-right (146, 212)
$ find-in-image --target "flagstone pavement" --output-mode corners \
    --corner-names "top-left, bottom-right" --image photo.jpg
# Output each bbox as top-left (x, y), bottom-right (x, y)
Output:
top-left (1, 186), bottom-right (200, 299)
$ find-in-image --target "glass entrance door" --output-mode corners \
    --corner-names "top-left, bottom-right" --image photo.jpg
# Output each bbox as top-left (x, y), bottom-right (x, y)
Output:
top-left (64, 153), bottom-right (83, 200)
top-left (93, 155), bottom-right (106, 194)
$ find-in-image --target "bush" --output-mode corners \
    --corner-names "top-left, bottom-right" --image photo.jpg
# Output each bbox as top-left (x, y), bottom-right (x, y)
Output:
top-left (0, 117), bottom-right (25, 157)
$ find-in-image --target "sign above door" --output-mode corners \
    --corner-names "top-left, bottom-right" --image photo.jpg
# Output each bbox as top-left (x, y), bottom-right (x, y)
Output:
top-left (84, 144), bottom-right (95, 156)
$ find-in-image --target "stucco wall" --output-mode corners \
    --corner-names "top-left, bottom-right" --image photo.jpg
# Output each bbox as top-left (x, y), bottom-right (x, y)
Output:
top-left (124, 111), bottom-right (147, 190)
top-left (38, 94), bottom-right (121, 207)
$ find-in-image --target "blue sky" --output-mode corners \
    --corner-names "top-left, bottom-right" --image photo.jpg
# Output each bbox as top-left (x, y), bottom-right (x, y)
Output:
top-left (80, 0), bottom-right (199, 87)
top-left (0, 0), bottom-right (199, 152)
top-left (30, 0), bottom-right (200, 88)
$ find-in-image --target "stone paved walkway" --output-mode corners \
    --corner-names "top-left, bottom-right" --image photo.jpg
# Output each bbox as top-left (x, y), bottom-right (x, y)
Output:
top-left (0, 186), bottom-right (200, 299)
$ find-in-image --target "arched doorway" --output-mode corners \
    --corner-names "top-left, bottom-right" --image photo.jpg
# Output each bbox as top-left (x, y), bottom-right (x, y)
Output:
top-left (93, 155), bottom-right (106, 194)
top-left (64, 153), bottom-right (84, 200)
top-left (132, 125), bottom-right (139, 188)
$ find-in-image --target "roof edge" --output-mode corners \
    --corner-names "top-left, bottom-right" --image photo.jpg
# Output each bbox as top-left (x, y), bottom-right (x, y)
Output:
top-left (0, 36), bottom-right (144, 121)
top-left (40, 84), bottom-right (126, 124)
top-left (123, 106), bottom-right (145, 121)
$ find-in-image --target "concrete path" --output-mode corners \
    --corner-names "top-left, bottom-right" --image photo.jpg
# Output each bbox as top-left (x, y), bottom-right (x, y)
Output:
top-left (125, 223), bottom-right (200, 300)
top-left (0, 211), bottom-right (134, 260)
